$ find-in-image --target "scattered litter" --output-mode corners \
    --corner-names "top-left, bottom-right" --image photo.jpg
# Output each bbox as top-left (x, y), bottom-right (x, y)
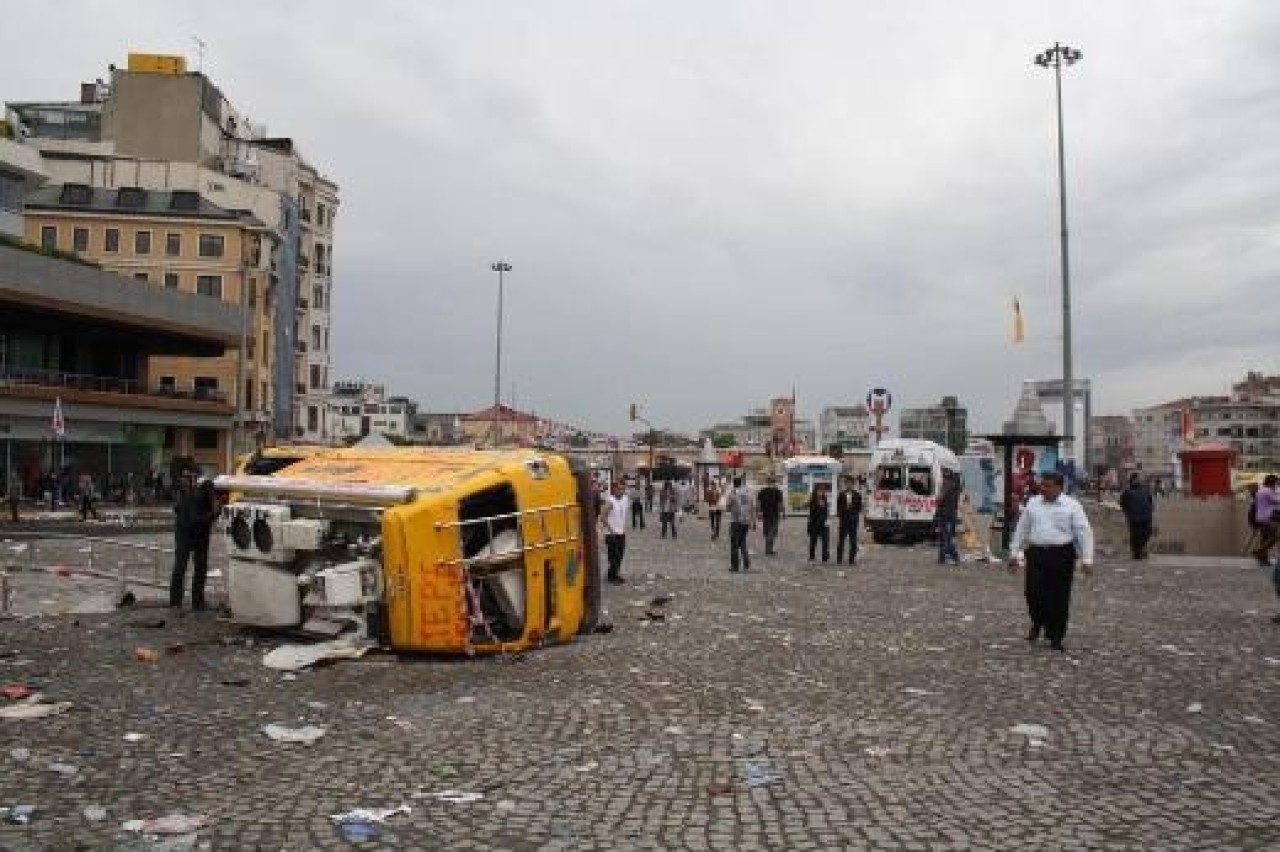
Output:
top-left (901, 687), bottom-right (937, 696)
top-left (123, 732), bottom-right (146, 743)
top-left (262, 637), bottom-right (372, 671)
top-left (220, 677), bottom-right (249, 687)
top-left (9, 748), bottom-right (30, 761)
top-left (1, 683), bottom-right (32, 700)
top-left (338, 822), bottom-right (379, 843)
top-left (433, 790), bottom-right (483, 804)
top-left (744, 698), bottom-right (765, 712)
top-left (1158, 644), bottom-right (1196, 657)
top-left (1243, 715), bottom-right (1265, 724)
top-left (122, 814), bottom-right (209, 835)
top-left (961, 615), bottom-right (975, 622)
top-left (640, 608), bottom-right (666, 623)
top-left (864, 746), bottom-right (894, 757)
top-left (2, 805), bottom-right (35, 825)
top-left (924, 646), bottom-right (946, 653)
top-left (134, 647), bottom-right (159, 663)
top-left (455, 696), bottom-right (476, 704)
top-left (649, 594), bottom-right (674, 607)
top-left (262, 723), bottom-right (326, 745)
top-left (165, 643), bottom-right (186, 655)
top-left (707, 782), bottom-right (736, 796)
top-left (742, 760), bottom-right (784, 787)
top-left (305, 701), bottom-right (329, 711)
top-left (1010, 723), bottom-right (1050, 740)
top-left (1186, 703), bottom-right (1203, 714)
top-left (430, 761), bottom-right (458, 779)
top-left (1211, 743), bottom-right (1235, 752)
top-left (1264, 657), bottom-right (1280, 666)
top-left (591, 622), bottom-right (614, 634)
top-left (330, 805), bottom-right (411, 824)
top-left (663, 726), bottom-right (685, 735)
top-left (495, 799), bottom-right (517, 811)
top-left (0, 700), bottom-right (72, 720)
top-left (82, 805), bottom-right (106, 822)
top-left (46, 762), bottom-right (77, 776)
top-left (573, 761), bottom-right (598, 773)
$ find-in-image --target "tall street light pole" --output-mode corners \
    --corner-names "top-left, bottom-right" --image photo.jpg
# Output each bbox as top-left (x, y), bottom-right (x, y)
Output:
top-left (490, 261), bottom-right (511, 447)
top-left (1034, 42), bottom-right (1082, 466)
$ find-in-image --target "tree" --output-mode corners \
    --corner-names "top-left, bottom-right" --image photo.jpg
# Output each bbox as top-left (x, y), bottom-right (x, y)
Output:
top-left (712, 433), bottom-right (737, 449)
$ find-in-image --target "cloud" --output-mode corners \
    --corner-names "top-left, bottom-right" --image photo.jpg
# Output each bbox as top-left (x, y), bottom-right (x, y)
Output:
top-left (5, 0), bottom-right (1278, 437)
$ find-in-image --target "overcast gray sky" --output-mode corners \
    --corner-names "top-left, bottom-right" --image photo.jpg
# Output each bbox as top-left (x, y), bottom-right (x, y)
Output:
top-left (7, 1), bottom-right (1279, 436)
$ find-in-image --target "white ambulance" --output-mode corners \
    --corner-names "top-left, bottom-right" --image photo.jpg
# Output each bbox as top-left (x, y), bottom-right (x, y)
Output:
top-left (866, 439), bottom-right (961, 543)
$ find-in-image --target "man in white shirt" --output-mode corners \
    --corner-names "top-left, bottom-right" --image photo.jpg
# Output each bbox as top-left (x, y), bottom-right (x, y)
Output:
top-left (599, 479), bottom-right (630, 585)
top-left (1009, 470), bottom-right (1094, 652)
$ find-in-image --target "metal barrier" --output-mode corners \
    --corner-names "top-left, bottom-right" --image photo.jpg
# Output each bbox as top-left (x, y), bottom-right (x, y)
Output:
top-left (0, 532), bottom-right (223, 614)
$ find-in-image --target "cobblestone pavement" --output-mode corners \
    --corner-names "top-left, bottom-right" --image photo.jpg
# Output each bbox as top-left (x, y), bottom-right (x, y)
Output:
top-left (1, 515), bottom-right (1278, 850)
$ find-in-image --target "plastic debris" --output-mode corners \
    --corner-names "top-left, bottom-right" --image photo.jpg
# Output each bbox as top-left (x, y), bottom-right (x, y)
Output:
top-left (1186, 703), bottom-right (1203, 713)
top-left (2, 805), bottom-right (35, 825)
top-left (1010, 723), bottom-right (1050, 740)
top-left (121, 813), bottom-right (209, 834)
top-left (82, 804), bottom-right (107, 822)
top-left (339, 821), bottom-right (379, 843)
top-left (901, 687), bottom-right (937, 696)
top-left (330, 805), bottom-right (411, 823)
top-left (9, 747), bottom-right (30, 761)
top-left (864, 746), bottom-right (894, 757)
top-left (46, 761), bottom-right (77, 776)
top-left (433, 790), bottom-right (483, 804)
top-left (0, 700), bottom-right (72, 720)
top-left (744, 698), bottom-right (765, 712)
top-left (2, 683), bottom-right (33, 700)
top-left (742, 760), bottom-right (784, 787)
top-left (262, 723), bottom-right (326, 745)
top-left (573, 760), bottom-right (598, 773)
top-left (262, 637), bottom-right (372, 671)
top-left (123, 732), bottom-right (147, 743)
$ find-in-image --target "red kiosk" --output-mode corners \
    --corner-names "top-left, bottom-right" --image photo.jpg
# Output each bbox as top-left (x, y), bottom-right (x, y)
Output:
top-left (1177, 443), bottom-right (1235, 497)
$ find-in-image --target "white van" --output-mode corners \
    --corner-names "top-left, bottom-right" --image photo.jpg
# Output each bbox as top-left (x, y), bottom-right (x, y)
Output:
top-left (865, 439), bottom-right (961, 543)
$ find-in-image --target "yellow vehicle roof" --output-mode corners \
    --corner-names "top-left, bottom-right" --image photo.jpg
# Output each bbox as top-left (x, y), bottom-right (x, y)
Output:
top-left (271, 446), bottom-right (564, 493)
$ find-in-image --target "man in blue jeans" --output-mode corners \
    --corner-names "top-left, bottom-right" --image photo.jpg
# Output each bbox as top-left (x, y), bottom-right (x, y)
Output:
top-left (935, 469), bottom-right (960, 565)
top-left (727, 477), bottom-right (756, 572)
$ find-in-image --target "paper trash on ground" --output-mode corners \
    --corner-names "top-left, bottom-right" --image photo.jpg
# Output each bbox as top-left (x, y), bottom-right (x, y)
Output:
top-left (121, 814), bottom-right (209, 834)
top-left (330, 804), bottom-right (411, 823)
top-left (0, 700), bottom-right (72, 720)
top-left (262, 637), bottom-right (372, 671)
top-left (262, 723), bottom-right (326, 745)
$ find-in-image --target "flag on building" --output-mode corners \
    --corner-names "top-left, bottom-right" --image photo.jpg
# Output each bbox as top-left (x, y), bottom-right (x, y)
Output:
top-left (51, 397), bottom-right (66, 437)
top-left (1012, 298), bottom-right (1025, 344)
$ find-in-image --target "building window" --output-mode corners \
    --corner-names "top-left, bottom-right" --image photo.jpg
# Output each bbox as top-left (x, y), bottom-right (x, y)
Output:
top-left (0, 174), bottom-right (22, 213)
top-left (316, 204), bottom-right (326, 227)
top-left (165, 233), bottom-right (182, 256)
top-left (40, 225), bottom-right (57, 250)
top-left (194, 429), bottom-right (220, 450)
top-left (311, 325), bottom-right (322, 349)
top-left (164, 272), bottom-right (179, 289)
top-left (313, 285), bottom-right (324, 310)
top-left (73, 227), bottom-right (89, 253)
top-left (307, 406), bottom-right (319, 432)
top-left (310, 364), bottom-right (322, 389)
top-left (133, 272), bottom-right (149, 282)
top-left (198, 234), bottom-right (225, 257)
top-left (196, 275), bottom-right (223, 298)
top-left (158, 375), bottom-right (176, 395)
top-left (134, 230), bottom-right (151, 255)
top-left (194, 376), bottom-right (219, 400)
top-left (104, 228), bottom-right (120, 253)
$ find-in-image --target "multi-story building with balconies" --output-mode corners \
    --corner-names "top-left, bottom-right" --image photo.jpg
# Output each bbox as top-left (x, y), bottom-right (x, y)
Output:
top-left (7, 52), bottom-right (339, 450)
top-left (819, 405), bottom-right (871, 453)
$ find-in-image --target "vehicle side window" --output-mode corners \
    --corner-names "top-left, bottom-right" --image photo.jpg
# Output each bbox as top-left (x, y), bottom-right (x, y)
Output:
top-left (908, 466), bottom-right (933, 496)
top-left (876, 466), bottom-right (904, 490)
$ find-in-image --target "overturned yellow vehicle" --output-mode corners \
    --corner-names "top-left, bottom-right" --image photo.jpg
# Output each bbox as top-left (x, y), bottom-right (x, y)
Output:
top-left (214, 447), bottom-right (602, 653)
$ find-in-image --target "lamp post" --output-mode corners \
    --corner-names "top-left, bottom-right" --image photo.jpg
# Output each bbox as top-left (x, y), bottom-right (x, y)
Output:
top-left (490, 261), bottom-right (511, 447)
top-left (1034, 42), bottom-right (1082, 465)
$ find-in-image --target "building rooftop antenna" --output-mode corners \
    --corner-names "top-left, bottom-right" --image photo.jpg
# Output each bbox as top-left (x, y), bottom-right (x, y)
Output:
top-left (192, 36), bottom-right (207, 73)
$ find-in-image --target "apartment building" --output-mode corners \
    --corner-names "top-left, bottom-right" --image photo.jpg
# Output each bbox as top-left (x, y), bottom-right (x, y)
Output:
top-left (325, 381), bottom-right (415, 443)
top-left (819, 405), bottom-right (871, 453)
top-left (1088, 414), bottom-right (1134, 475)
top-left (899, 395), bottom-right (968, 454)
top-left (23, 185), bottom-right (274, 452)
top-left (0, 139), bottom-right (47, 237)
top-left (7, 52), bottom-right (339, 448)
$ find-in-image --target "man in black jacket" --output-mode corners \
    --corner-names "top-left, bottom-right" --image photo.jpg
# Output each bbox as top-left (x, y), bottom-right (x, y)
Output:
top-left (935, 470), bottom-right (961, 565)
top-left (170, 469), bottom-right (217, 611)
top-left (1118, 473), bottom-right (1155, 560)
top-left (835, 477), bottom-right (863, 565)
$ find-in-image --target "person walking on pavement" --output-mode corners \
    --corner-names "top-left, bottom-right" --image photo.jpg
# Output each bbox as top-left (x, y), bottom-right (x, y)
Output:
top-left (807, 483), bottom-right (831, 562)
top-left (78, 473), bottom-right (101, 522)
top-left (705, 477), bottom-right (724, 540)
top-left (935, 469), bottom-right (961, 565)
top-left (836, 477), bottom-right (863, 565)
top-left (6, 476), bottom-right (21, 522)
top-left (644, 479), bottom-right (655, 513)
top-left (170, 470), bottom-right (217, 611)
top-left (1118, 472), bottom-right (1155, 560)
top-left (1251, 474), bottom-right (1279, 566)
top-left (727, 476), bottom-right (755, 572)
top-left (1008, 470), bottom-right (1095, 652)
top-left (599, 479), bottom-right (629, 585)
top-left (628, 479), bottom-right (646, 530)
top-left (658, 480), bottom-right (679, 539)
top-left (756, 476), bottom-right (784, 555)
